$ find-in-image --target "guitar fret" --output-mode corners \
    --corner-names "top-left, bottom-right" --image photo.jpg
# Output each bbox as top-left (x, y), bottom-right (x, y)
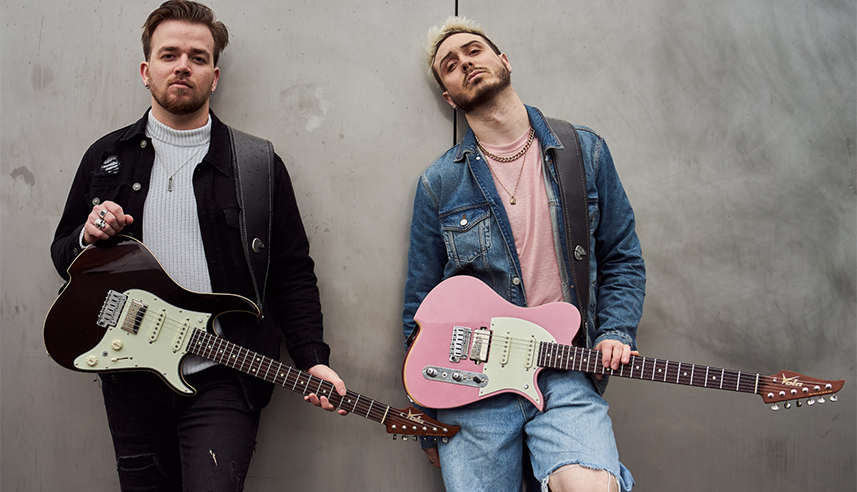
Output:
top-left (650, 358), bottom-right (657, 381)
top-left (736, 371), bottom-right (741, 391)
top-left (262, 359), bottom-right (272, 382)
top-left (753, 373), bottom-right (760, 394)
top-left (690, 365), bottom-right (696, 386)
top-left (352, 395), bottom-right (361, 413)
top-left (366, 399), bottom-right (374, 418)
top-left (720, 369), bottom-right (725, 389)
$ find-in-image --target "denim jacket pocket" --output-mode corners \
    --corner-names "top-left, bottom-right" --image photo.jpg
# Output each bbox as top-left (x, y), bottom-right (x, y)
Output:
top-left (441, 205), bottom-right (492, 267)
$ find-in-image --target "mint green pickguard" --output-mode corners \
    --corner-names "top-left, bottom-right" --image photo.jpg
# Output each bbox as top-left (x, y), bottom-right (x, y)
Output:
top-left (480, 317), bottom-right (556, 406)
top-left (72, 289), bottom-right (210, 395)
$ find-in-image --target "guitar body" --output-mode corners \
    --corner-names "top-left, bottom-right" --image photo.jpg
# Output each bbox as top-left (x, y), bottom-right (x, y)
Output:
top-left (43, 235), bottom-right (259, 393)
top-left (403, 275), bottom-right (581, 411)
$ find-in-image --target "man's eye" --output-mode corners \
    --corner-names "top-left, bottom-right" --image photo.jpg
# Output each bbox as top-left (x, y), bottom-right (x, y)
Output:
top-left (447, 63), bottom-right (456, 73)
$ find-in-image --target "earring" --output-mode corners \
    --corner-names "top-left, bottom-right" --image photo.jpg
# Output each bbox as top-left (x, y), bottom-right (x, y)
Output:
top-left (145, 84), bottom-right (150, 90)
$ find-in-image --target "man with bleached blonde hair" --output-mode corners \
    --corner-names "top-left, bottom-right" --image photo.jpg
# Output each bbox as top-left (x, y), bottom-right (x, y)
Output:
top-left (402, 16), bottom-right (645, 492)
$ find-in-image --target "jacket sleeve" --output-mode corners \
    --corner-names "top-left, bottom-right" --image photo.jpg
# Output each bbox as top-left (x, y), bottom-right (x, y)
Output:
top-left (589, 135), bottom-right (646, 349)
top-left (402, 174), bottom-right (448, 344)
top-left (266, 154), bottom-right (330, 370)
top-left (51, 147), bottom-right (100, 280)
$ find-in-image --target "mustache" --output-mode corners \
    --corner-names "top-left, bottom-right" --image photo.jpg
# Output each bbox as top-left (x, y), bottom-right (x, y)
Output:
top-left (463, 65), bottom-right (486, 86)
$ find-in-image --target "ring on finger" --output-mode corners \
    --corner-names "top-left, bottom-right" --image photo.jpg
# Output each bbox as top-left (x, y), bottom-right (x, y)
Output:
top-left (95, 218), bottom-right (106, 230)
top-left (99, 209), bottom-right (107, 218)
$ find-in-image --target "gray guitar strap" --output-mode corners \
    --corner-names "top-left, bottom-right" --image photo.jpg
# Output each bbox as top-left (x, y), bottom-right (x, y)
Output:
top-left (227, 126), bottom-right (273, 315)
top-left (546, 117), bottom-right (589, 347)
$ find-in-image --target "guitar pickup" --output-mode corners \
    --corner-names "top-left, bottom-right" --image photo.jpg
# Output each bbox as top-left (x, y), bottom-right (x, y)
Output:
top-left (122, 299), bottom-right (147, 335)
top-left (469, 328), bottom-right (491, 363)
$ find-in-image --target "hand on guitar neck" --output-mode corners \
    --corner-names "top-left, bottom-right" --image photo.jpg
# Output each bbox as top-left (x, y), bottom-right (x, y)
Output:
top-left (305, 364), bottom-right (348, 415)
top-left (592, 339), bottom-right (639, 381)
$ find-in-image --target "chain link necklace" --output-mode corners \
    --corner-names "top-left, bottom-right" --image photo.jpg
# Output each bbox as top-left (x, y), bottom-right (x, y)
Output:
top-left (475, 127), bottom-right (535, 205)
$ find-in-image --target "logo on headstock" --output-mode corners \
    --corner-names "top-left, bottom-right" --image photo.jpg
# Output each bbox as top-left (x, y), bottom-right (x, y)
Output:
top-left (780, 373), bottom-right (803, 387)
top-left (406, 409), bottom-right (428, 424)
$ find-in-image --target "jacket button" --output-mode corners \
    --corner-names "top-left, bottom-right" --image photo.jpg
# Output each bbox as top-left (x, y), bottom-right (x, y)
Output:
top-left (132, 183), bottom-right (142, 191)
top-left (140, 140), bottom-right (147, 148)
top-left (512, 277), bottom-right (521, 286)
top-left (460, 218), bottom-right (468, 226)
top-left (91, 197), bottom-right (100, 206)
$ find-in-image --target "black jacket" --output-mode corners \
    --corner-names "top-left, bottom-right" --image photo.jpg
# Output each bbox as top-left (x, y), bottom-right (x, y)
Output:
top-left (51, 109), bottom-right (330, 410)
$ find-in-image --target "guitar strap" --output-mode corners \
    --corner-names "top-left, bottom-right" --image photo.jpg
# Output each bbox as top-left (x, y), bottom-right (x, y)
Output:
top-left (545, 118), bottom-right (589, 347)
top-left (227, 126), bottom-right (274, 315)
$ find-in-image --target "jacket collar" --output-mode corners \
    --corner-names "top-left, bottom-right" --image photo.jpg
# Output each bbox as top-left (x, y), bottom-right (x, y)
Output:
top-left (117, 108), bottom-right (232, 176)
top-left (453, 105), bottom-right (563, 162)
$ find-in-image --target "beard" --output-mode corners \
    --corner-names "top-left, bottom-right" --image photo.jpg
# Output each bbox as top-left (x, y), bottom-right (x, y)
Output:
top-left (447, 64), bottom-right (512, 113)
top-left (149, 79), bottom-right (211, 116)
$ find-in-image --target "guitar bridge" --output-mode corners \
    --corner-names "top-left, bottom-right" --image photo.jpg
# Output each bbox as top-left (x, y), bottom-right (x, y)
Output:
top-left (97, 290), bottom-right (127, 328)
top-left (449, 326), bottom-right (472, 363)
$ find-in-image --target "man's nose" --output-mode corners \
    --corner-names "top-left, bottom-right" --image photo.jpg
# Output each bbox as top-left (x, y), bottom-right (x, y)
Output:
top-left (175, 55), bottom-right (191, 74)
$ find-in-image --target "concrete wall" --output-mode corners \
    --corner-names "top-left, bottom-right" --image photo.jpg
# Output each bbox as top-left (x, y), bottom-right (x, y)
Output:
top-left (2, 1), bottom-right (854, 491)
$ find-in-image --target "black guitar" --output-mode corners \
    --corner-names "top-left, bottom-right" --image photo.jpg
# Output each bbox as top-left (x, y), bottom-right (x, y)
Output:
top-left (44, 235), bottom-right (458, 440)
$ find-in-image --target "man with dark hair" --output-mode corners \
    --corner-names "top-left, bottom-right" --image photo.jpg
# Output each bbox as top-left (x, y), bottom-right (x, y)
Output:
top-left (403, 17), bottom-right (646, 492)
top-left (51, 1), bottom-right (346, 489)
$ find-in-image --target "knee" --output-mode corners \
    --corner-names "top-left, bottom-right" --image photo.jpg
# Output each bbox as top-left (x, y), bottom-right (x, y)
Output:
top-left (547, 464), bottom-right (619, 492)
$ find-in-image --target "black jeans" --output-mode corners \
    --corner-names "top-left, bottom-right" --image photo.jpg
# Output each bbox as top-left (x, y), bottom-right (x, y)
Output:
top-left (101, 365), bottom-right (261, 491)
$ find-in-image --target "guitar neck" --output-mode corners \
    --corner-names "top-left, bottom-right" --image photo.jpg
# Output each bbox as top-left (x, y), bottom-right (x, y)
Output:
top-left (187, 329), bottom-right (372, 412)
top-left (187, 329), bottom-right (429, 432)
top-left (538, 342), bottom-right (761, 395)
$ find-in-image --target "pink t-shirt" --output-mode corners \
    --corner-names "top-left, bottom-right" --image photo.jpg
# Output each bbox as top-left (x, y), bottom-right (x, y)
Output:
top-left (479, 130), bottom-right (563, 306)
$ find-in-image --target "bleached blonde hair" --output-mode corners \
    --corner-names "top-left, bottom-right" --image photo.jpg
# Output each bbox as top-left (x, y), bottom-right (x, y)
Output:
top-left (426, 16), bottom-right (501, 89)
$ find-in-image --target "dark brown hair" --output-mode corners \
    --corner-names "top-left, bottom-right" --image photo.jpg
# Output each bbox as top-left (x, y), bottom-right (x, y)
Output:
top-left (142, 1), bottom-right (229, 65)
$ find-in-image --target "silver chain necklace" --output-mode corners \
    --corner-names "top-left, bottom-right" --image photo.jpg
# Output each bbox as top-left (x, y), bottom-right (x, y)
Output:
top-left (156, 144), bottom-right (207, 192)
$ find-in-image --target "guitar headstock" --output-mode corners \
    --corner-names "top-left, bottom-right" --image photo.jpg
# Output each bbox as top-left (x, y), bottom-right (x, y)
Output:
top-left (759, 370), bottom-right (844, 411)
top-left (384, 406), bottom-right (459, 440)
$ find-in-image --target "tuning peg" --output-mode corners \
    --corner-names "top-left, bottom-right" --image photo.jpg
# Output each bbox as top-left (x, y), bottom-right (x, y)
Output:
top-left (807, 399), bottom-right (816, 406)
top-left (771, 404), bottom-right (780, 411)
top-left (784, 402), bottom-right (792, 410)
top-left (442, 437), bottom-right (449, 444)
top-left (796, 400), bottom-right (802, 407)
top-left (818, 397), bottom-right (826, 404)
top-left (392, 434), bottom-right (397, 441)
top-left (412, 435), bottom-right (418, 441)
top-left (830, 395), bottom-right (838, 402)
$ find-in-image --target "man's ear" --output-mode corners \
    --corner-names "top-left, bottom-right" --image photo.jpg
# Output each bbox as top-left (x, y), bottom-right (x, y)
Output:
top-left (211, 66), bottom-right (220, 92)
top-left (140, 61), bottom-right (150, 86)
top-left (442, 91), bottom-right (457, 110)
top-left (500, 53), bottom-right (511, 73)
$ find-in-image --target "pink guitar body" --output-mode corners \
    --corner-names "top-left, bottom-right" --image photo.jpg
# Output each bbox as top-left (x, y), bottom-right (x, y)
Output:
top-left (403, 275), bottom-right (580, 411)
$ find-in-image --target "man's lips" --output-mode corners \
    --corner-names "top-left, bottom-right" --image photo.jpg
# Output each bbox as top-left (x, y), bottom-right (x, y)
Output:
top-left (169, 80), bottom-right (193, 89)
top-left (465, 69), bottom-right (485, 86)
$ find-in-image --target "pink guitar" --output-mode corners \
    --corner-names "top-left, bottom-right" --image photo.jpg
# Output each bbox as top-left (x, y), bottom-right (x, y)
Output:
top-left (403, 275), bottom-right (843, 412)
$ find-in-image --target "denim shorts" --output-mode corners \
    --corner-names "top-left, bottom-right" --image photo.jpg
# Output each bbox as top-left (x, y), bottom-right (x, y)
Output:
top-left (436, 370), bottom-right (634, 492)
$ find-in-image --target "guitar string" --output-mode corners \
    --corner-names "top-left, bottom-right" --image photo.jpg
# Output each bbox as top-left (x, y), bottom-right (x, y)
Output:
top-left (497, 333), bottom-right (773, 394)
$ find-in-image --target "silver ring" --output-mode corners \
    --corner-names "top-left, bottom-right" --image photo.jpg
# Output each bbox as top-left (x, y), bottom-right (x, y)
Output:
top-left (95, 219), bottom-right (106, 230)
top-left (99, 209), bottom-right (107, 218)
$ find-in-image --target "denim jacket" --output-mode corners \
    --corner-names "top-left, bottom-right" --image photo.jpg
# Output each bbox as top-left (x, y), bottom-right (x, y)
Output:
top-left (402, 106), bottom-right (645, 393)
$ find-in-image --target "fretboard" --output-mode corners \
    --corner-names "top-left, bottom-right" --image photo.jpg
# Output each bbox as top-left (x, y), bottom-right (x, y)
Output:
top-left (187, 328), bottom-right (449, 436)
top-left (538, 342), bottom-right (762, 395)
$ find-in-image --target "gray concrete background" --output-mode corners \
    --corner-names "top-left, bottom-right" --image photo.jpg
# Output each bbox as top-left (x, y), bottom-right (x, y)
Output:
top-left (2, 1), bottom-right (854, 491)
